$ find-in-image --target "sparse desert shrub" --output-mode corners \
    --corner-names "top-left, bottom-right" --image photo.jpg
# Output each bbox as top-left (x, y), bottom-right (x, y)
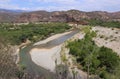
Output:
top-left (115, 31), bottom-right (118, 34)
top-left (100, 35), bottom-right (104, 38)
top-left (0, 38), bottom-right (19, 79)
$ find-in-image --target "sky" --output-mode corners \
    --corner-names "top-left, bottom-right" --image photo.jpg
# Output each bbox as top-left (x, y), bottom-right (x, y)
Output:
top-left (0, 0), bottom-right (120, 12)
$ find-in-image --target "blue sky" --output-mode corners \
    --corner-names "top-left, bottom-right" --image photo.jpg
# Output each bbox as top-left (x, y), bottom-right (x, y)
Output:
top-left (0, 0), bottom-right (120, 12)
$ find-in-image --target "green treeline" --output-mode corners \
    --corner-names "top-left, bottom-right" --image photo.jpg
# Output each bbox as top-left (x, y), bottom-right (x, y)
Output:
top-left (0, 23), bottom-right (71, 45)
top-left (88, 19), bottom-right (120, 28)
top-left (67, 27), bottom-right (120, 79)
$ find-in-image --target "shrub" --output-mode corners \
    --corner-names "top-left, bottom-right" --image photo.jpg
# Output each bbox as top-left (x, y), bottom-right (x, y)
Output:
top-left (67, 30), bottom-right (120, 78)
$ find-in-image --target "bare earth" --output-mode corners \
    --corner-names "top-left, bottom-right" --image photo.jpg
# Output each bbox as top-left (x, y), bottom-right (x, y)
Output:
top-left (34, 31), bottom-right (72, 45)
top-left (92, 26), bottom-right (120, 55)
top-left (30, 45), bottom-right (62, 72)
top-left (30, 31), bottom-right (73, 72)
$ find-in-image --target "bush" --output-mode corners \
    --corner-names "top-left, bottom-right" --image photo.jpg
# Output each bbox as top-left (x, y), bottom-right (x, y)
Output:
top-left (0, 23), bottom-right (71, 45)
top-left (88, 19), bottom-right (120, 28)
top-left (67, 30), bottom-right (120, 78)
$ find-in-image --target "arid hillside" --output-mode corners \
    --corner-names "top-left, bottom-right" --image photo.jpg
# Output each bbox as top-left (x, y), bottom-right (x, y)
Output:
top-left (0, 9), bottom-right (120, 23)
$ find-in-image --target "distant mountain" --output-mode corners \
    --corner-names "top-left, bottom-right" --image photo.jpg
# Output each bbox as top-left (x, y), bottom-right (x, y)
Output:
top-left (0, 8), bottom-right (26, 13)
top-left (0, 9), bottom-right (28, 23)
top-left (0, 9), bottom-right (120, 23)
top-left (16, 9), bottom-right (120, 23)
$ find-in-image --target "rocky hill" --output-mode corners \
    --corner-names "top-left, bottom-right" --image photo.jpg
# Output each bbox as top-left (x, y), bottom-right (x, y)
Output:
top-left (0, 9), bottom-right (26, 23)
top-left (0, 9), bottom-right (120, 23)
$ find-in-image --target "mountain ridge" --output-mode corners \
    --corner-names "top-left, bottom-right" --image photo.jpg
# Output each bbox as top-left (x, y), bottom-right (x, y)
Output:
top-left (0, 9), bottom-right (120, 23)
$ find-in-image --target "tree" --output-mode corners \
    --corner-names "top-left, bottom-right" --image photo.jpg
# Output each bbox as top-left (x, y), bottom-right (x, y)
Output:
top-left (67, 30), bottom-right (120, 78)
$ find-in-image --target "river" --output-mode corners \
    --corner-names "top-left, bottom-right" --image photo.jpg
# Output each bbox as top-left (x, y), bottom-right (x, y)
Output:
top-left (19, 29), bottom-right (78, 79)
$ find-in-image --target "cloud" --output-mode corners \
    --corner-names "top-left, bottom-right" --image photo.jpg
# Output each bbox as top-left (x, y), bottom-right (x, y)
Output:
top-left (0, 4), bottom-right (19, 10)
top-left (0, 0), bottom-right (120, 12)
top-left (0, 0), bottom-right (10, 3)
top-left (81, 0), bottom-right (120, 11)
top-left (37, 0), bottom-right (78, 4)
top-left (33, 0), bottom-right (120, 12)
top-left (32, 5), bottom-right (76, 11)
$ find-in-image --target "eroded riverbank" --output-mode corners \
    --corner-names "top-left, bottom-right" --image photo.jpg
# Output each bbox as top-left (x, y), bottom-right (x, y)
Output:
top-left (19, 29), bottom-right (79, 78)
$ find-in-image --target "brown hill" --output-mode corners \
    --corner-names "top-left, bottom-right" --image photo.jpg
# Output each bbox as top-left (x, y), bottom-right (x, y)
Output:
top-left (0, 9), bottom-right (120, 23)
top-left (0, 12), bottom-right (18, 23)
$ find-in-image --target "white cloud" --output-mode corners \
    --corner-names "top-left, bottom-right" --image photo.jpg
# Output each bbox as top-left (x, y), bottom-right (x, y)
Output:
top-left (0, 0), bottom-right (10, 3)
top-left (23, 0), bottom-right (120, 12)
top-left (33, 0), bottom-right (120, 12)
top-left (0, 3), bottom-right (30, 10)
top-left (37, 0), bottom-right (78, 4)
top-left (0, 0), bottom-right (120, 12)
top-left (0, 0), bottom-right (31, 10)
top-left (0, 4), bottom-right (18, 10)
top-left (82, 0), bottom-right (120, 11)
top-left (31, 5), bottom-right (76, 11)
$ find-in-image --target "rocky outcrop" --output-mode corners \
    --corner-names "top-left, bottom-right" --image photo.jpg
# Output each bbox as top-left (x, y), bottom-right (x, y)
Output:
top-left (15, 10), bottom-right (120, 23)
top-left (0, 9), bottom-right (120, 23)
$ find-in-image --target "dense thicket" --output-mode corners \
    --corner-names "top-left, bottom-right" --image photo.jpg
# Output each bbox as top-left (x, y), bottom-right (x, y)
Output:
top-left (88, 19), bottom-right (120, 28)
top-left (0, 23), bottom-right (71, 45)
top-left (67, 27), bottom-right (120, 79)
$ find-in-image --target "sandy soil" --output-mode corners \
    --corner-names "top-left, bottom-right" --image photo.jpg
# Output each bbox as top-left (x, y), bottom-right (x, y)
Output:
top-left (92, 26), bottom-right (120, 55)
top-left (34, 31), bottom-right (72, 45)
top-left (30, 45), bottom-right (62, 72)
top-left (30, 31), bottom-right (73, 72)
top-left (11, 46), bottom-right (20, 64)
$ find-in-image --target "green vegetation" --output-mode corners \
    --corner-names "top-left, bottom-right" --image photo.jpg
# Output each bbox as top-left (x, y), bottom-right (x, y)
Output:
top-left (67, 26), bottom-right (120, 79)
top-left (88, 19), bottom-right (120, 28)
top-left (0, 22), bottom-right (71, 79)
top-left (55, 64), bottom-right (69, 79)
top-left (0, 23), bottom-right (71, 45)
